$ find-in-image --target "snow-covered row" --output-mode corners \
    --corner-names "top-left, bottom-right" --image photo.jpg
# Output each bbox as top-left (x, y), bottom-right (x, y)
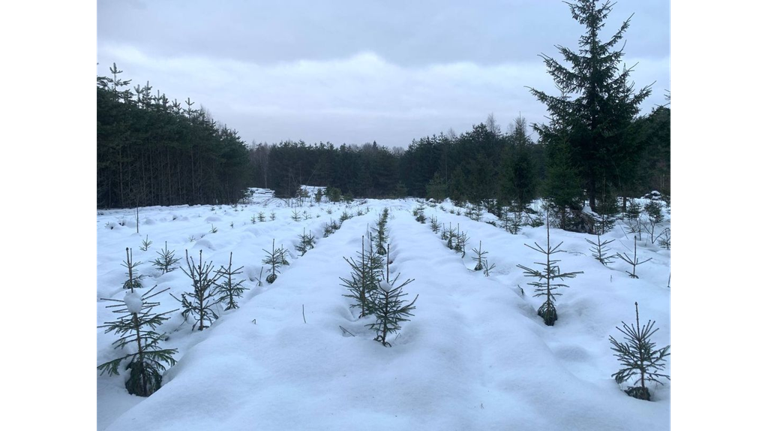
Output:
top-left (97, 196), bottom-right (670, 430)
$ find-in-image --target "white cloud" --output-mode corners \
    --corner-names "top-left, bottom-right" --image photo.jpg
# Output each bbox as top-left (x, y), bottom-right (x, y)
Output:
top-left (98, 44), bottom-right (668, 147)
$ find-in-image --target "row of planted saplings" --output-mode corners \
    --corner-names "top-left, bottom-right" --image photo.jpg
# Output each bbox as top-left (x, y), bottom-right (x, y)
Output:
top-left (340, 208), bottom-right (418, 348)
top-left (96, 216), bottom-right (342, 398)
top-left (428, 212), bottom-right (670, 401)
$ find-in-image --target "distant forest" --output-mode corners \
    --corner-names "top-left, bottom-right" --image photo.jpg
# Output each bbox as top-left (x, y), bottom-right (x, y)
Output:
top-left (97, 65), bottom-right (669, 213)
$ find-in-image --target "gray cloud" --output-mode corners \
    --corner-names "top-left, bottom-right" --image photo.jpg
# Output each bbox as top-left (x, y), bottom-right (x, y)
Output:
top-left (98, 0), bottom-right (670, 148)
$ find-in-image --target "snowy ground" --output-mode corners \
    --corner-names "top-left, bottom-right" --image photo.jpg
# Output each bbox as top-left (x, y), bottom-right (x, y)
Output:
top-left (97, 191), bottom-right (671, 430)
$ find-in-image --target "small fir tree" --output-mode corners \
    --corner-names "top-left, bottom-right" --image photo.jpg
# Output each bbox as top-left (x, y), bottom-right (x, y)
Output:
top-left (215, 252), bottom-right (247, 310)
top-left (609, 302), bottom-right (670, 401)
top-left (171, 250), bottom-right (224, 331)
top-left (517, 216), bottom-right (583, 326)
top-left (429, 216), bottom-right (440, 234)
top-left (616, 236), bottom-right (651, 279)
top-left (152, 241), bottom-right (181, 274)
top-left (270, 212), bottom-right (276, 221)
top-left (122, 248), bottom-right (144, 289)
top-left (471, 241), bottom-right (487, 271)
top-left (585, 234), bottom-right (616, 266)
top-left (454, 225), bottom-right (469, 258)
top-left (98, 285), bottom-right (177, 397)
top-left (139, 235), bottom-right (152, 252)
top-left (368, 246), bottom-right (417, 347)
top-left (262, 239), bottom-right (287, 283)
top-left (373, 209), bottom-right (389, 255)
top-left (340, 236), bottom-right (380, 318)
top-left (296, 228), bottom-right (317, 256)
top-left (643, 201), bottom-right (664, 243)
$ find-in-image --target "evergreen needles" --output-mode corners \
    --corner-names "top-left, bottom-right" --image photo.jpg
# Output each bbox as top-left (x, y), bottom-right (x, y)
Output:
top-left (368, 246), bottom-right (417, 347)
top-left (517, 217), bottom-right (582, 326)
top-left (471, 241), bottom-right (497, 276)
top-left (609, 302), bottom-right (670, 401)
top-left (616, 236), bottom-right (652, 279)
top-left (263, 239), bottom-right (288, 283)
top-left (216, 252), bottom-right (247, 310)
top-left (97, 285), bottom-right (177, 397)
top-left (172, 250), bottom-right (224, 331)
top-left (152, 241), bottom-right (181, 274)
top-left (296, 228), bottom-right (316, 256)
top-left (340, 236), bottom-right (379, 318)
top-left (122, 248), bottom-right (144, 289)
top-left (585, 234), bottom-right (615, 266)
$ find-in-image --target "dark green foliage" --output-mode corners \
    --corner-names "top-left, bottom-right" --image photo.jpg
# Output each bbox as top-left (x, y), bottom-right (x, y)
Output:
top-left (470, 241), bottom-right (496, 276)
top-left (172, 250), bottom-right (224, 330)
top-left (616, 236), bottom-right (651, 279)
top-left (429, 216), bottom-right (440, 233)
top-left (296, 228), bottom-right (317, 256)
top-left (507, 210), bottom-right (524, 235)
top-left (624, 199), bottom-right (643, 236)
top-left (373, 208), bottom-right (389, 255)
top-left (368, 247), bottom-right (417, 347)
top-left (262, 239), bottom-right (288, 283)
top-left (97, 65), bottom-right (250, 209)
top-left (97, 284), bottom-right (177, 397)
top-left (215, 252), bottom-right (247, 311)
top-left (517, 217), bottom-right (582, 326)
top-left (325, 187), bottom-right (342, 202)
top-left (425, 172), bottom-right (449, 201)
top-left (341, 236), bottom-right (382, 317)
top-left (122, 248), bottom-right (144, 289)
top-left (543, 131), bottom-right (584, 231)
top-left (644, 200), bottom-right (664, 243)
top-left (314, 188), bottom-right (323, 203)
top-left (291, 209), bottom-right (301, 222)
top-left (528, 0), bottom-right (652, 209)
top-left (500, 116), bottom-right (538, 212)
top-left (585, 234), bottom-right (615, 266)
top-left (609, 302), bottom-right (670, 401)
top-left (594, 195), bottom-right (619, 236)
top-left (453, 225), bottom-right (469, 258)
top-left (152, 241), bottom-right (181, 274)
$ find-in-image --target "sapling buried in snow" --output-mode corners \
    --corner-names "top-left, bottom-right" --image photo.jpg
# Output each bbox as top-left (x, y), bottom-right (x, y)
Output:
top-left (585, 234), bottom-right (615, 266)
top-left (171, 249), bottom-right (224, 331)
top-left (122, 248), bottom-right (144, 289)
top-left (517, 216), bottom-right (582, 326)
top-left (215, 252), bottom-right (248, 310)
top-left (263, 239), bottom-right (288, 283)
top-left (295, 228), bottom-right (317, 256)
top-left (98, 282), bottom-right (177, 396)
top-left (368, 246), bottom-right (417, 347)
top-left (616, 236), bottom-right (651, 279)
top-left (152, 241), bottom-right (181, 274)
top-left (609, 302), bottom-right (670, 401)
top-left (341, 236), bottom-right (380, 318)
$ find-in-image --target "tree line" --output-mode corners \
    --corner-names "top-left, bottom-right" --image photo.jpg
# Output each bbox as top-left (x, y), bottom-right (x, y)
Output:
top-left (97, 0), bottom-right (670, 216)
top-left (97, 64), bottom-right (251, 209)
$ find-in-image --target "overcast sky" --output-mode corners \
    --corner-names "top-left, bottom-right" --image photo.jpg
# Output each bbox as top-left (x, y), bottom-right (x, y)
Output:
top-left (97, 0), bottom-right (670, 149)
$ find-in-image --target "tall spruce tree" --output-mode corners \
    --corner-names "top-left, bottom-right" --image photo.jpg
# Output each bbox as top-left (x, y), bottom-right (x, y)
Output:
top-left (529, 0), bottom-right (652, 209)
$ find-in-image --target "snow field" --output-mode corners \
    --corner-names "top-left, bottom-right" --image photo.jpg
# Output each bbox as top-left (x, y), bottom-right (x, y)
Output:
top-left (98, 196), bottom-right (670, 430)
